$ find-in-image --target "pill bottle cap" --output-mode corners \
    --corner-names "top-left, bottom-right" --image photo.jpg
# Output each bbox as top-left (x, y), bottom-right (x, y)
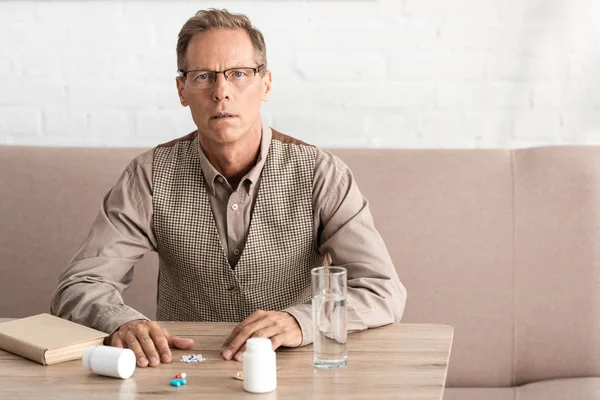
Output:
top-left (82, 346), bottom-right (96, 370)
top-left (245, 337), bottom-right (272, 353)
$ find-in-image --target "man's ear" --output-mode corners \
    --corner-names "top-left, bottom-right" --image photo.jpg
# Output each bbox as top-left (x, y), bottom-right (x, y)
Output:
top-left (261, 70), bottom-right (272, 102)
top-left (176, 76), bottom-right (189, 107)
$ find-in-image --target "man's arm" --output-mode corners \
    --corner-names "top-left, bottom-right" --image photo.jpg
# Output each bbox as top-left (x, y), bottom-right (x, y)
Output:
top-left (50, 150), bottom-right (194, 367)
top-left (284, 149), bottom-right (407, 346)
top-left (50, 154), bottom-right (156, 334)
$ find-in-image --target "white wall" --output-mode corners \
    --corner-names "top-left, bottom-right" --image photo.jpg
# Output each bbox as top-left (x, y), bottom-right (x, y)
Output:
top-left (1, 0), bottom-right (599, 148)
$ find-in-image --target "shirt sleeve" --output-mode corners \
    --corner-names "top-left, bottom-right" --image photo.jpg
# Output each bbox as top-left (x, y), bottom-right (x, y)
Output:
top-left (50, 149), bottom-right (157, 335)
top-left (284, 149), bottom-right (407, 346)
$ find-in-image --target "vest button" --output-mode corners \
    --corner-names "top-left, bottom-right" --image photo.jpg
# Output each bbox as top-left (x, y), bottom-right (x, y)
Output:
top-left (233, 248), bottom-right (240, 256)
top-left (231, 203), bottom-right (239, 211)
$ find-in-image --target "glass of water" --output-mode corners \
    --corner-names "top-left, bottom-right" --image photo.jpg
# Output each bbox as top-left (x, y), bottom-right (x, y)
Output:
top-left (311, 266), bottom-right (347, 369)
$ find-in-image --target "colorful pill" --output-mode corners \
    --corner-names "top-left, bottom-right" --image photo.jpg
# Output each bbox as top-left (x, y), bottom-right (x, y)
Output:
top-left (176, 378), bottom-right (187, 385)
top-left (180, 373), bottom-right (187, 378)
top-left (175, 374), bottom-right (182, 379)
top-left (233, 370), bottom-right (244, 381)
top-left (169, 379), bottom-right (181, 387)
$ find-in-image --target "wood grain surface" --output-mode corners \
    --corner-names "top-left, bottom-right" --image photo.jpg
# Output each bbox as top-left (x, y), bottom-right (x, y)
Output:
top-left (0, 319), bottom-right (453, 399)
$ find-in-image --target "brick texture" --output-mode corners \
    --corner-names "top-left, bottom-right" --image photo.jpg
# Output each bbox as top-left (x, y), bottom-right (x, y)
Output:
top-left (0, 0), bottom-right (599, 148)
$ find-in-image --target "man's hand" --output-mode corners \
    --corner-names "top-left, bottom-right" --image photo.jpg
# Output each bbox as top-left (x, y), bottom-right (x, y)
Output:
top-left (221, 310), bottom-right (302, 361)
top-left (110, 320), bottom-right (194, 367)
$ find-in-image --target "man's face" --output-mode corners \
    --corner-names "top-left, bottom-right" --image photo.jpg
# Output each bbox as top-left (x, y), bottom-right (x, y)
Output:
top-left (176, 28), bottom-right (272, 146)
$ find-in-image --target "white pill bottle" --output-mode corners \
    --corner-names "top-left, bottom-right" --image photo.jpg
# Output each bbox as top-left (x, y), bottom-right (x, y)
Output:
top-left (243, 338), bottom-right (277, 393)
top-left (82, 346), bottom-right (136, 379)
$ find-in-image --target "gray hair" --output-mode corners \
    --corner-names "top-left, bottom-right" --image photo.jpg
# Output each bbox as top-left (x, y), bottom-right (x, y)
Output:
top-left (177, 8), bottom-right (267, 72)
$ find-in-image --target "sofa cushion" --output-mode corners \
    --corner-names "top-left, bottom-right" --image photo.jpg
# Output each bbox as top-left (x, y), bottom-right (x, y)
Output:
top-left (337, 148), bottom-right (515, 386)
top-left (444, 377), bottom-right (600, 400)
top-left (336, 147), bottom-right (600, 386)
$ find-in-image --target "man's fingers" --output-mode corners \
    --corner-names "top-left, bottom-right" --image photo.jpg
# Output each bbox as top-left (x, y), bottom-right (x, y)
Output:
top-left (266, 334), bottom-right (285, 351)
top-left (249, 323), bottom-right (292, 351)
top-left (251, 325), bottom-right (281, 342)
top-left (137, 334), bottom-right (161, 367)
top-left (110, 334), bottom-right (125, 348)
top-left (162, 328), bottom-right (195, 349)
top-left (173, 336), bottom-right (195, 350)
top-left (221, 311), bottom-right (303, 361)
top-left (123, 331), bottom-right (150, 367)
top-left (109, 320), bottom-right (188, 367)
top-left (234, 344), bottom-right (246, 361)
top-left (221, 311), bottom-right (266, 352)
top-left (149, 326), bottom-right (172, 363)
top-left (233, 325), bottom-right (288, 360)
top-left (222, 318), bottom-right (270, 360)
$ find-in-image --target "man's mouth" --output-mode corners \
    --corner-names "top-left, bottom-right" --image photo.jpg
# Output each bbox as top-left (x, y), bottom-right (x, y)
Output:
top-left (211, 113), bottom-right (236, 119)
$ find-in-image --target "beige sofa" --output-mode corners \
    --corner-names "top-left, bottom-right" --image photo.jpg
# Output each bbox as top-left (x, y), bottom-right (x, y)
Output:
top-left (1, 145), bottom-right (599, 399)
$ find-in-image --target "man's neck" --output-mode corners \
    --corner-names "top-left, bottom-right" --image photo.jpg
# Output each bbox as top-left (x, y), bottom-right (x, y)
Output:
top-left (199, 128), bottom-right (262, 190)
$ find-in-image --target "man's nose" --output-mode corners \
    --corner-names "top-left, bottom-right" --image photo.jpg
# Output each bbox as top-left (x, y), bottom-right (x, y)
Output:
top-left (212, 73), bottom-right (230, 101)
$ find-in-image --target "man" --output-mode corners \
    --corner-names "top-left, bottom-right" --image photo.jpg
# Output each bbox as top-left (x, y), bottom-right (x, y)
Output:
top-left (51, 9), bottom-right (406, 368)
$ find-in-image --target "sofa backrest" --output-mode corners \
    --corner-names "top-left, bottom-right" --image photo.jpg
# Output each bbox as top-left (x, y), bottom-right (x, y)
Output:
top-left (1, 145), bottom-right (599, 387)
top-left (0, 146), bottom-right (159, 322)
top-left (337, 147), bottom-right (600, 387)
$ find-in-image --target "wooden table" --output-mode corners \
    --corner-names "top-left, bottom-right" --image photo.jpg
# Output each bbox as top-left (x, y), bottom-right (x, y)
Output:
top-left (0, 320), bottom-right (453, 399)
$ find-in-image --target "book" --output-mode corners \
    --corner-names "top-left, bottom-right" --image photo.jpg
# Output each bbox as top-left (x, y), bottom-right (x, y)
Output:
top-left (0, 313), bottom-right (108, 365)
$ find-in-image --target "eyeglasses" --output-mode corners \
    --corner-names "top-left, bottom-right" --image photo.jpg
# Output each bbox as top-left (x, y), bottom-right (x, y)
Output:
top-left (178, 64), bottom-right (265, 89)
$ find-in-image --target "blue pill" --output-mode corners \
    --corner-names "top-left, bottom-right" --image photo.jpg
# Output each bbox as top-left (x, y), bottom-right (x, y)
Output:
top-left (176, 378), bottom-right (187, 385)
top-left (170, 379), bottom-right (181, 387)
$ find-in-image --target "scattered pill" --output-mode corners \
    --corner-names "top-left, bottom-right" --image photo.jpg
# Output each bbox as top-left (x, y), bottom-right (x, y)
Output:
top-left (180, 373), bottom-right (187, 378)
top-left (175, 374), bottom-right (182, 379)
top-left (180, 354), bottom-right (205, 363)
top-left (169, 379), bottom-right (181, 387)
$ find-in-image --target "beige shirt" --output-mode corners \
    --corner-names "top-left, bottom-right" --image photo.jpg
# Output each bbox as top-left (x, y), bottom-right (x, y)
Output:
top-left (51, 123), bottom-right (407, 346)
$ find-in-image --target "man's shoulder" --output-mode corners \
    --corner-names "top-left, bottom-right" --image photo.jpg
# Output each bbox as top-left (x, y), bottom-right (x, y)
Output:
top-left (135, 131), bottom-right (198, 173)
top-left (120, 130), bottom-right (199, 189)
top-left (269, 127), bottom-right (349, 174)
top-left (123, 147), bottom-right (154, 181)
top-left (314, 148), bottom-right (350, 177)
top-left (270, 128), bottom-right (313, 147)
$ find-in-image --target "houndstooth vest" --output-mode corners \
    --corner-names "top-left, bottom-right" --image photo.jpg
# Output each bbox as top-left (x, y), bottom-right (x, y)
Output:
top-left (152, 130), bottom-right (327, 322)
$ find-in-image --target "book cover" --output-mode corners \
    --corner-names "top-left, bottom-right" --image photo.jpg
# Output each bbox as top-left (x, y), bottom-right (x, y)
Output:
top-left (0, 313), bottom-right (108, 365)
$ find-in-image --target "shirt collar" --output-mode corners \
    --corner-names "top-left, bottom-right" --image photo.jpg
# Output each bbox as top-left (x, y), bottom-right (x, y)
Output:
top-left (196, 120), bottom-right (272, 195)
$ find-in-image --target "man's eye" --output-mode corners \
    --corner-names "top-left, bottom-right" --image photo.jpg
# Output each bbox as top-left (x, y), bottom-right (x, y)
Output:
top-left (197, 73), bottom-right (209, 80)
top-left (230, 70), bottom-right (251, 78)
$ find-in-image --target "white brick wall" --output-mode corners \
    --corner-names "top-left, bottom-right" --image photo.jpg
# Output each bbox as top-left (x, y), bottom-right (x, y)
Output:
top-left (1, 0), bottom-right (600, 148)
